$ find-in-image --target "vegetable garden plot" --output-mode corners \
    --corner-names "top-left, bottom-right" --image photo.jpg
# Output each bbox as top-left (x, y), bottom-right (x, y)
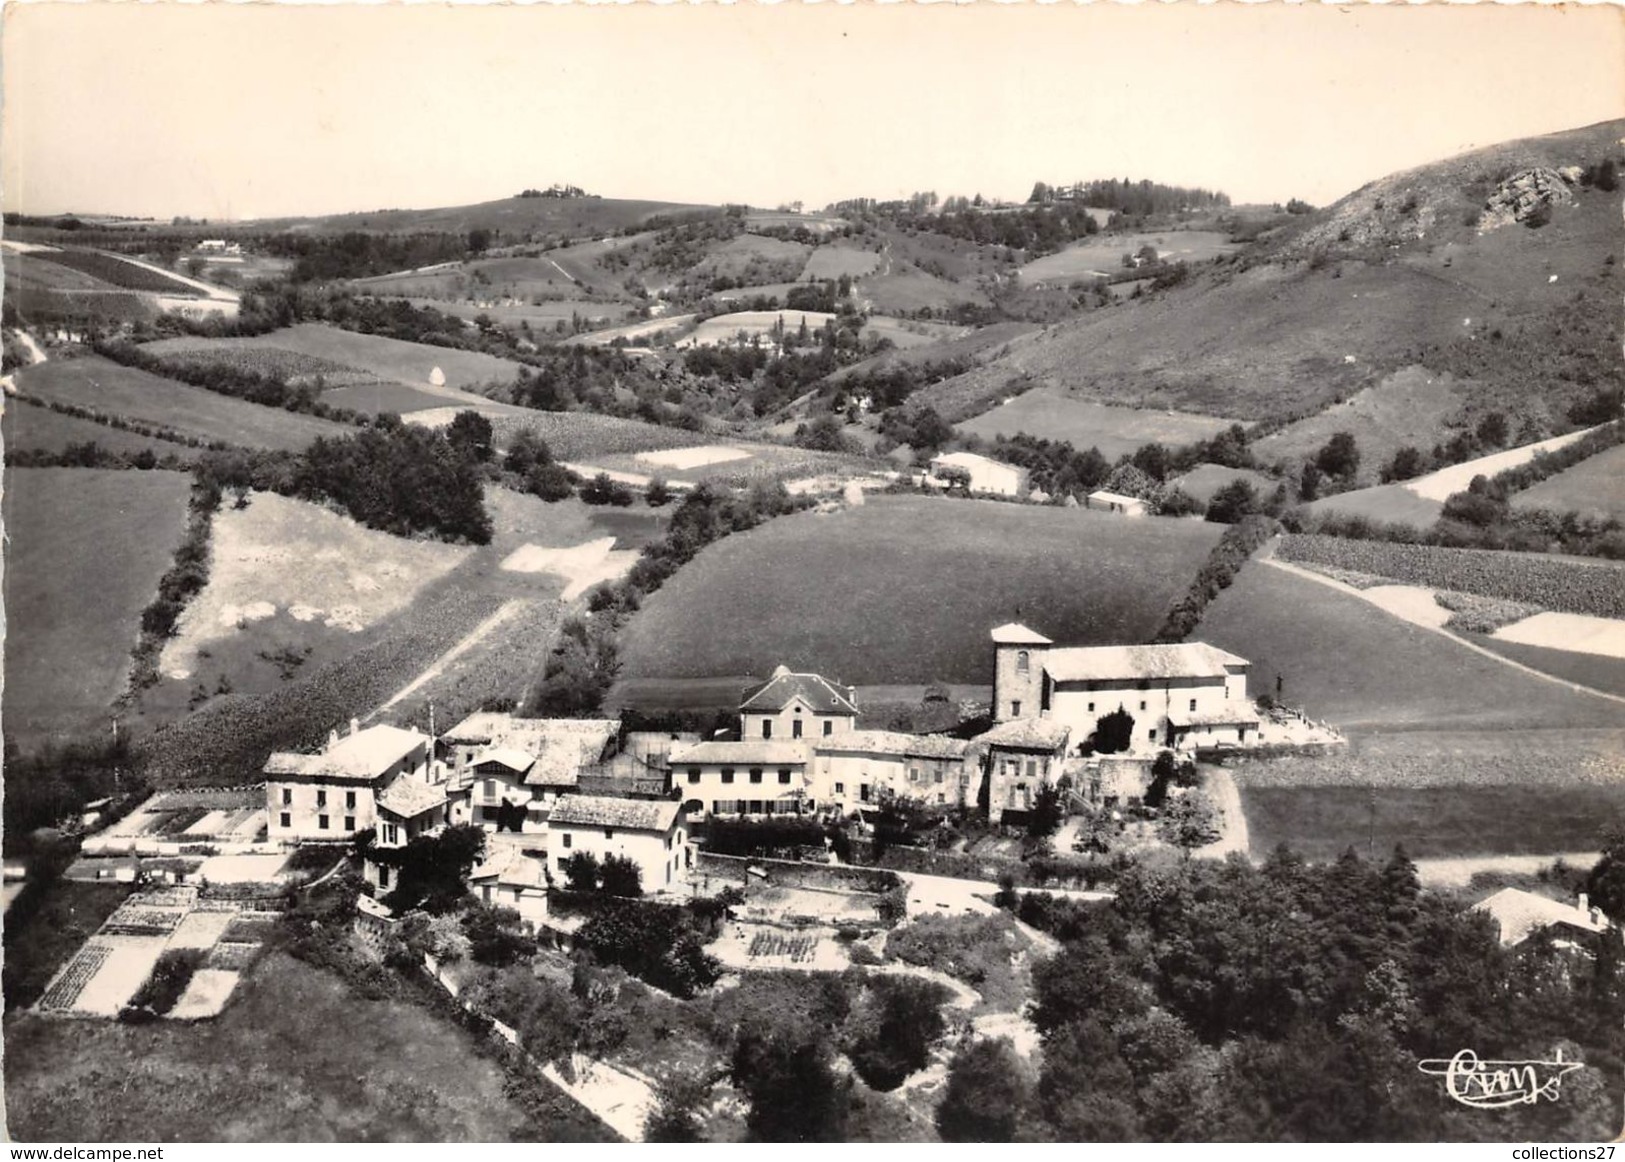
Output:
top-left (39, 943), bottom-right (112, 1011)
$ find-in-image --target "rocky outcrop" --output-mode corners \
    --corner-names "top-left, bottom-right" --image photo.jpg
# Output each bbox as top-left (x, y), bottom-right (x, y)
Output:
top-left (1479, 167), bottom-right (1575, 231)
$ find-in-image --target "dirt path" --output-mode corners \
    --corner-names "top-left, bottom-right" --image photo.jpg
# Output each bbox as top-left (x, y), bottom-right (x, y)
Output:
top-left (1195, 768), bottom-right (1249, 860)
top-left (365, 598), bottom-right (529, 720)
top-left (114, 253), bottom-right (240, 303)
top-left (1264, 556), bottom-right (1625, 710)
top-left (14, 329), bottom-right (47, 366)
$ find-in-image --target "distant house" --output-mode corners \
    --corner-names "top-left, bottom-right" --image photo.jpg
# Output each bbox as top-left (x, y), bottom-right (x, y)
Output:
top-left (194, 239), bottom-right (241, 255)
top-left (1086, 490), bottom-right (1149, 517)
top-left (668, 739), bottom-right (812, 820)
top-left (1473, 889), bottom-right (1612, 949)
top-left (929, 451), bottom-right (1027, 498)
top-left (990, 623), bottom-right (1257, 752)
top-left (739, 665), bottom-right (859, 742)
top-left (809, 730), bottom-right (973, 812)
top-left (546, 795), bottom-right (693, 892)
top-left (264, 722), bottom-right (439, 843)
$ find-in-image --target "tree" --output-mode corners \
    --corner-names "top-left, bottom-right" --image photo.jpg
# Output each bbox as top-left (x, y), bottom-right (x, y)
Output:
top-left (1586, 826), bottom-right (1625, 923)
top-left (1475, 411), bottom-right (1509, 449)
top-left (561, 851), bottom-right (601, 892)
top-left (1205, 479), bottom-right (1259, 525)
top-left (847, 976), bottom-right (951, 1091)
top-left (467, 227), bottom-right (493, 253)
top-left (1028, 783), bottom-right (1063, 839)
top-left (936, 1038), bottom-right (1033, 1141)
top-left (733, 1024), bottom-right (850, 1141)
top-left (446, 410), bottom-right (494, 461)
top-left (1159, 789), bottom-right (1221, 855)
top-left (645, 477), bottom-right (673, 507)
top-left (1091, 707), bottom-right (1135, 755)
top-left (600, 853), bottom-right (643, 898)
top-left (645, 1072), bottom-right (711, 1142)
top-left (1381, 446), bottom-right (1427, 483)
top-left (525, 462), bottom-right (576, 502)
top-left (505, 429), bottom-right (553, 475)
top-left (581, 471), bottom-right (634, 507)
top-left (1315, 432), bottom-right (1360, 479)
top-left (374, 824), bottom-right (487, 914)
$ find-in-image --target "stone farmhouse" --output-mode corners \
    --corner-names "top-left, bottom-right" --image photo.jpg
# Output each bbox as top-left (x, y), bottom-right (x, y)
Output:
top-left (440, 713), bottom-right (619, 832)
top-left (991, 623), bottom-right (1259, 751)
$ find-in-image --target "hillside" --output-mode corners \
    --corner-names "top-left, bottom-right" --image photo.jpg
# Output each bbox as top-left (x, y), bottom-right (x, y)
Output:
top-left (915, 119), bottom-right (1623, 464)
top-left (244, 195), bottom-right (717, 239)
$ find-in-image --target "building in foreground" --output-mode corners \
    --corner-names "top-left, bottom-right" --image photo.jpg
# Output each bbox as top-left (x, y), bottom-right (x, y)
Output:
top-left (546, 794), bottom-right (693, 892)
top-left (264, 722), bottom-right (440, 843)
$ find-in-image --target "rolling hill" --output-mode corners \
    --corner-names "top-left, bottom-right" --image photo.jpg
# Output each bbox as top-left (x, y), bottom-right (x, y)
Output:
top-left (244, 195), bottom-right (717, 239)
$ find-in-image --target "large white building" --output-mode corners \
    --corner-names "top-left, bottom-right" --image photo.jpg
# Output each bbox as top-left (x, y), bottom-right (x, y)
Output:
top-left (739, 666), bottom-right (859, 741)
top-left (990, 623), bottom-right (1258, 753)
top-left (546, 795), bottom-right (693, 893)
top-left (929, 451), bottom-right (1027, 498)
top-left (264, 722), bottom-right (442, 843)
top-left (669, 739), bottom-right (813, 819)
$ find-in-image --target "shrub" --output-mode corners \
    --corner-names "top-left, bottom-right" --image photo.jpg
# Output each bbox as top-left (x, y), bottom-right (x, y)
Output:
top-left (561, 851), bottom-right (601, 893)
top-left (120, 948), bottom-right (205, 1021)
top-left (846, 975), bottom-right (951, 1091)
top-left (580, 471), bottom-right (635, 507)
top-left (600, 853), bottom-right (643, 898)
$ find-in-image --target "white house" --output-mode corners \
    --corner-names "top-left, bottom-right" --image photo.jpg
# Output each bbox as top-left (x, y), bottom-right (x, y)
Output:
top-left (1473, 889), bottom-right (1612, 949)
top-left (264, 722), bottom-right (439, 843)
top-left (1086, 490), bottom-right (1150, 517)
top-left (990, 623), bottom-right (1258, 753)
top-left (441, 714), bottom-right (619, 828)
top-left (546, 795), bottom-right (693, 893)
top-left (929, 451), bottom-right (1027, 498)
top-left (809, 730), bottom-right (973, 812)
top-left (469, 841), bottom-right (549, 927)
top-left (739, 666), bottom-right (859, 742)
top-left (668, 739), bottom-right (812, 819)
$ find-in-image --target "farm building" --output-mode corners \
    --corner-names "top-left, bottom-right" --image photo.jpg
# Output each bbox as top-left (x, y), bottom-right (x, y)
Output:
top-left (739, 665), bottom-right (859, 741)
top-left (809, 730), bottom-right (974, 813)
top-left (930, 451), bottom-right (1027, 498)
top-left (470, 841), bottom-right (548, 926)
top-left (990, 623), bottom-right (1258, 753)
top-left (977, 717), bottom-right (1073, 825)
top-left (668, 739), bottom-right (812, 820)
top-left (441, 713), bottom-right (620, 829)
top-left (1086, 490), bottom-right (1150, 517)
top-left (264, 722), bottom-right (439, 843)
top-left (1472, 889), bottom-right (1612, 950)
top-left (546, 795), bottom-right (693, 893)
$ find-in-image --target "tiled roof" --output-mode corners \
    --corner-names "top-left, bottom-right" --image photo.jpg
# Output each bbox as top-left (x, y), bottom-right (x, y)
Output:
top-left (812, 731), bottom-right (969, 760)
top-left (991, 622), bottom-right (1053, 645)
top-left (975, 717), bottom-right (1073, 752)
top-left (1043, 642), bottom-right (1250, 684)
top-left (739, 668), bottom-right (858, 715)
top-left (1167, 707), bottom-right (1262, 728)
top-left (472, 747), bottom-right (537, 775)
top-left (668, 740), bottom-right (812, 766)
top-left (547, 795), bottom-right (682, 832)
top-left (1472, 888), bottom-right (1608, 947)
top-left (263, 724), bottom-right (427, 782)
top-left (377, 776), bottom-right (448, 819)
top-left (443, 714), bottom-right (617, 788)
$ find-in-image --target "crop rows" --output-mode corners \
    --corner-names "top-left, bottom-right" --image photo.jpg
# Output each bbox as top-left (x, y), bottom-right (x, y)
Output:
top-left (40, 943), bottom-right (112, 1011)
top-left (1279, 534), bottom-right (1625, 618)
top-left (31, 250), bottom-right (203, 294)
top-left (748, 932), bottom-right (820, 962)
top-left (150, 346), bottom-right (382, 389)
top-left (104, 906), bottom-right (186, 936)
top-left (205, 942), bottom-right (263, 972)
top-left (489, 412), bottom-right (707, 460)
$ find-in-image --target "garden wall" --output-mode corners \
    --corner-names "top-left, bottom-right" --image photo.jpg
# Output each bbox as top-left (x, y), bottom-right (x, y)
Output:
top-left (696, 852), bottom-right (900, 895)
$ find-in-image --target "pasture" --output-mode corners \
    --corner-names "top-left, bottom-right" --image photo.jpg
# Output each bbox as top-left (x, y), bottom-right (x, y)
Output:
top-left (860, 266), bottom-right (989, 314)
top-left (1469, 636), bottom-right (1625, 698)
top-left (688, 234), bottom-right (810, 282)
top-left (16, 357), bottom-right (353, 452)
top-left (957, 389), bottom-right (1235, 460)
top-left (488, 411), bottom-right (710, 460)
top-left (147, 324), bottom-right (527, 392)
top-left (3, 952), bottom-right (609, 1141)
top-left (1250, 366), bottom-right (1466, 483)
top-left (586, 442), bottom-right (873, 487)
top-left (1302, 483), bottom-right (1445, 528)
top-left (1404, 425), bottom-right (1604, 503)
top-left (1, 401), bottom-right (203, 462)
top-left (615, 494), bottom-right (1224, 686)
top-left (324, 383), bottom-right (479, 417)
top-left (1193, 560), bottom-right (1625, 732)
top-left (1016, 231), bottom-right (1238, 285)
top-left (1233, 728), bottom-right (1625, 861)
top-left (678, 310), bottom-right (838, 348)
top-left (801, 245), bottom-right (883, 281)
top-left (3, 468), bottom-right (193, 746)
top-left (1168, 464), bottom-right (1279, 504)
top-left (1511, 441), bottom-right (1625, 522)
top-left (399, 296), bottom-right (625, 329)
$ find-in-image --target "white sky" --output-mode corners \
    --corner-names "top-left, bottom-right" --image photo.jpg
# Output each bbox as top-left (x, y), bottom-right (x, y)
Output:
top-left (3, 3), bottom-right (1622, 221)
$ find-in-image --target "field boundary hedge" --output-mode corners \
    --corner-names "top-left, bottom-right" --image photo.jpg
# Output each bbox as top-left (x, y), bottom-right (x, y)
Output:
top-left (1155, 514), bottom-right (1280, 642)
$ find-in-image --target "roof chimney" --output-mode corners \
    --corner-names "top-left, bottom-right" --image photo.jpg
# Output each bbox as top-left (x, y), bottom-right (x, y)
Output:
top-left (350, 717), bottom-right (360, 736)
top-left (327, 729), bottom-right (339, 750)
top-left (1578, 892), bottom-right (1589, 915)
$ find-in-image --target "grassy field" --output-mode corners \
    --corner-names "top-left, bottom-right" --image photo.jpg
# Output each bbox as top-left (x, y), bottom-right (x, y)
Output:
top-left (1194, 559), bottom-right (1625, 732)
top-left (145, 324), bottom-right (527, 392)
top-left (1251, 365), bottom-right (1467, 484)
top-left (1511, 441), bottom-right (1625, 522)
top-left (1302, 483), bottom-right (1445, 528)
top-left (322, 382), bottom-right (472, 416)
top-left (489, 410), bottom-right (710, 460)
top-left (588, 442), bottom-right (876, 487)
top-left (1468, 634), bottom-right (1625, 697)
top-left (251, 194), bottom-right (712, 238)
top-left (3, 881), bottom-right (135, 1011)
top-left (860, 264), bottom-right (989, 313)
top-left (15, 357), bottom-right (353, 452)
top-left (616, 494), bottom-right (1223, 685)
top-left (3, 952), bottom-right (608, 1141)
top-left (2, 401), bottom-right (204, 462)
top-left (1016, 230), bottom-right (1239, 285)
top-left (4, 468), bottom-right (194, 747)
top-left (1168, 464), bottom-right (1279, 504)
top-left (399, 296), bottom-right (624, 328)
top-left (802, 244), bottom-right (883, 280)
top-left (957, 389), bottom-right (1235, 460)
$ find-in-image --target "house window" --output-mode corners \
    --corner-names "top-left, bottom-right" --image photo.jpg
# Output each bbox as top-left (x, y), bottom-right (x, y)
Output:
top-left (1190, 699), bottom-right (1198, 713)
top-left (778, 769), bottom-right (792, 784)
top-left (1088, 701), bottom-right (1096, 713)
top-left (559, 856), bottom-right (570, 868)
top-left (1011, 700), bottom-right (1022, 717)
top-left (1016, 650), bottom-right (1030, 674)
top-left (281, 787), bottom-right (292, 806)
top-left (762, 720), bottom-right (773, 740)
top-left (823, 720), bottom-right (833, 737)
top-left (749, 768), bottom-right (763, 785)
top-left (1148, 729), bottom-right (1158, 742)
top-left (749, 800), bottom-right (763, 815)
top-left (316, 790), bottom-right (327, 808)
top-left (834, 782), bottom-right (845, 795)
top-left (721, 768), bottom-right (735, 784)
top-left (604, 828), bottom-right (614, 840)
top-left (934, 770), bottom-right (943, 784)
top-left (385, 823), bottom-right (399, 844)
top-left (318, 814), bottom-right (330, 830)
top-left (562, 834), bottom-right (572, 848)
top-left (793, 718), bottom-right (803, 738)
top-left (279, 812), bottom-right (291, 829)
top-left (1139, 701), bottom-right (1147, 712)
top-left (688, 770), bottom-right (701, 784)
top-left (344, 815), bottom-right (355, 832)
top-left (860, 784), bottom-right (871, 802)
top-left (346, 790), bottom-right (357, 810)
top-left (379, 865), bottom-right (390, 888)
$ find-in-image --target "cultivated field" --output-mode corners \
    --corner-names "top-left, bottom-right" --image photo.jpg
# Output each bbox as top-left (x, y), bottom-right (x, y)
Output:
top-left (586, 442), bottom-right (876, 487)
top-left (1302, 483), bottom-right (1445, 528)
top-left (400, 296), bottom-right (625, 329)
top-left (957, 389), bottom-right (1236, 460)
top-left (1470, 635), bottom-right (1625, 698)
top-left (28, 249), bottom-right (205, 296)
top-left (1016, 231), bottom-right (1239, 285)
top-left (678, 310), bottom-right (838, 348)
top-left (1403, 424), bottom-right (1603, 502)
top-left (1194, 559), bottom-right (1625, 732)
top-left (859, 266), bottom-right (989, 314)
top-left (616, 494), bottom-right (1224, 686)
top-left (1511, 441), bottom-right (1625, 521)
top-left (3, 468), bottom-right (194, 746)
top-left (144, 324), bottom-right (527, 392)
top-left (3, 952), bottom-right (608, 1141)
top-left (324, 382), bottom-right (477, 417)
top-left (140, 343), bottom-right (385, 388)
top-left (15, 357), bottom-right (353, 452)
top-left (488, 411), bottom-right (711, 460)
